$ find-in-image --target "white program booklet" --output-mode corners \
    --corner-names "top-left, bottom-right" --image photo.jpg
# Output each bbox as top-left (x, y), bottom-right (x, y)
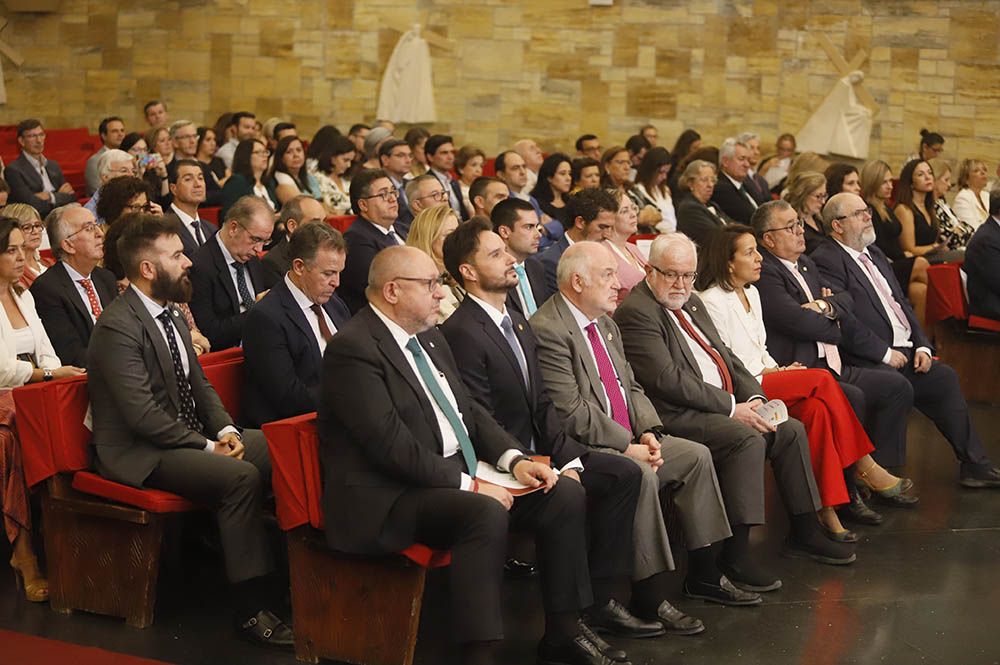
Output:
top-left (755, 399), bottom-right (789, 427)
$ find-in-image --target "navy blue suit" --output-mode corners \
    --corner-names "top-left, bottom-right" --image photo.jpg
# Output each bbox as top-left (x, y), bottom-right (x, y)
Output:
top-left (188, 235), bottom-right (266, 351)
top-left (340, 217), bottom-right (407, 314)
top-left (505, 257), bottom-right (546, 318)
top-left (711, 173), bottom-right (756, 225)
top-left (964, 218), bottom-right (1000, 321)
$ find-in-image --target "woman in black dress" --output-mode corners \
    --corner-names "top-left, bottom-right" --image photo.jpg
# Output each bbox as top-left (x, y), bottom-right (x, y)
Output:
top-left (530, 152), bottom-right (573, 228)
top-left (782, 171), bottom-right (828, 255)
top-left (895, 159), bottom-right (958, 264)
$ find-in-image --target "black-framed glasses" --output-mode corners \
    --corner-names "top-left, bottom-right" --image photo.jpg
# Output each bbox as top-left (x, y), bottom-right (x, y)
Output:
top-left (66, 221), bottom-right (101, 239)
top-left (649, 264), bottom-right (698, 284)
top-left (834, 208), bottom-right (872, 222)
top-left (363, 189), bottom-right (399, 203)
top-left (20, 223), bottom-right (44, 233)
top-left (764, 220), bottom-right (805, 234)
top-left (415, 189), bottom-right (448, 202)
top-left (392, 275), bottom-right (447, 293)
top-left (124, 203), bottom-right (153, 213)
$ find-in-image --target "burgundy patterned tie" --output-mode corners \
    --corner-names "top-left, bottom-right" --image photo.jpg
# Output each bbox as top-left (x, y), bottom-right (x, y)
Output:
top-left (584, 322), bottom-right (632, 434)
top-left (78, 278), bottom-right (102, 318)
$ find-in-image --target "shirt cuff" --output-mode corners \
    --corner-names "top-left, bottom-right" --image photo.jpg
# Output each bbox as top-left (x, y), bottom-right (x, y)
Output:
top-left (916, 346), bottom-right (932, 358)
top-left (728, 394), bottom-right (736, 417)
top-left (217, 425), bottom-right (239, 439)
top-left (881, 347), bottom-right (893, 365)
top-left (497, 448), bottom-right (526, 473)
top-left (749, 394), bottom-right (767, 404)
top-left (460, 473), bottom-right (473, 491)
top-left (558, 457), bottom-right (584, 474)
top-left (203, 438), bottom-right (213, 452)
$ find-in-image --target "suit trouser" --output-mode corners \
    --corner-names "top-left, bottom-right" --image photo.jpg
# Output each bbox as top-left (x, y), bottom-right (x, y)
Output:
top-left (577, 451), bottom-right (642, 582)
top-left (384, 471), bottom-right (592, 643)
top-left (145, 429), bottom-right (273, 584)
top-left (667, 414), bottom-right (820, 526)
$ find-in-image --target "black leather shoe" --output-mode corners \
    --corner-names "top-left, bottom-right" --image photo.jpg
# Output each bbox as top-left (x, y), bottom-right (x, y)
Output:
top-left (537, 632), bottom-right (630, 665)
top-left (577, 620), bottom-right (629, 662)
top-left (586, 599), bottom-right (665, 638)
top-left (644, 599), bottom-right (705, 635)
top-left (960, 465), bottom-right (1000, 489)
top-left (504, 557), bottom-right (538, 578)
top-left (683, 575), bottom-right (762, 606)
top-left (869, 491), bottom-right (920, 508)
top-left (840, 491), bottom-right (883, 526)
top-left (717, 558), bottom-right (782, 592)
top-left (783, 534), bottom-right (856, 566)
top-left (822, 525), bottom-right (859, 543)
top-left (238, 609), bottom-right (294, 649)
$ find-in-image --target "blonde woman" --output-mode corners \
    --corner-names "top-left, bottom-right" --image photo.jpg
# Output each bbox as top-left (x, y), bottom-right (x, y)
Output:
top-left (953, 159), bottom-right (991, 231)
top-left (0, 204), bottom-right (53, 289)
top-left (928, 158), bottom-right (973, 252)
top-left (782, 171), bottom-right (829, 254)
top-left (406, 204), bottom-right (463, 322)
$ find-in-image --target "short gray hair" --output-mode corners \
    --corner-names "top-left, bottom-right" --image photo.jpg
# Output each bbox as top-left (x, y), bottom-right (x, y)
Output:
top-left (404, 174), bottom-right (440, 213)
top-left (648, 232), bottom-right (697, 266)
top-left (168, 120), bottom-right (194, 140)
top-left (97, 149), bottom-right (133, 177)
top-left (750, 200), bottom-right (794, 238)
top-left (680, 159), bottom-right (716, 190)
top-left (821, 193), bottom-right (854, 230)
top-left (278, 194), bottom-right (315, 227)
top-left (719, 137), bottom-right (739, 165)
top-left (45, 203), bottom-right (83, 261)
top-left (556, 241), bottom-right (606, 288)
top-left (736, 131), bottom-right (759, 145)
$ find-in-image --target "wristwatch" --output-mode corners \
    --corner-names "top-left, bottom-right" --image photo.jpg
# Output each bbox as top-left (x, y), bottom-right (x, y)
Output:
top-left (42, 368), bottom-right (53, 382)
top-left (816, 300), bottom-right (829, 313)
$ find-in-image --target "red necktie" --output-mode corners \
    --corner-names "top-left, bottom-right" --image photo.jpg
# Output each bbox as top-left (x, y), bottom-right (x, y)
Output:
top-left (310, 304), bottom-right (333, 342)
top-left (78, 278), bottom-right (102, 318)
top-left (584, 322), bottom-right (632, 434)
top-left (669, 309), bottom-right (734, 393)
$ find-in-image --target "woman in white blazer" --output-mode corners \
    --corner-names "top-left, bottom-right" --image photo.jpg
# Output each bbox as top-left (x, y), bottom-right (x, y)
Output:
top-left (0, 217), bottom-right (85, 603)
top-left (696, 224), bottom-right (909, 542)
top-left (952, 159), bottom-right (991, 230)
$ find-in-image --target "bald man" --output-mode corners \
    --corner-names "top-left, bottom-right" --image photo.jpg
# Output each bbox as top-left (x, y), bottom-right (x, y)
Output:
top-left (513, 138), bottom-right (544, 195)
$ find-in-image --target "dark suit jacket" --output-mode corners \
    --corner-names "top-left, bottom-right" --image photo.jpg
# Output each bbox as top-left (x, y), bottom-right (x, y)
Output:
top-left (30, 262), bottom-right (118, 367)
top-left (711, 173), bottom-right (757, 225)
top-left (5, 153), bottom-right (76, 216)
top-left (536, 235), bottom-right (570, 306)
top-left (166, 157), bottom-right (223, 207)
top-left (811, 239), bottom-right (931, 367)
top-left (87, 287), bottom-right (233, 487)
top-left (614, 280), bottom-right (764, 434)
top-left (676, 196), bottom-right (732, 250)
top-left (505, 257), bottom-right (547, 317)
top-left (756, 249), bottom-right (854, 367)
top-left (964, 219), bottom-right (1000, 320)
top-left (340, 218), bottom-right (408, 313)
top-left (241, 277), bottom-right (350, 427)
top-left (319, 306), bottom-right (528, 554)
top-left (167, 211), bottom-right (219, 260)
top-left (744, 172), bottom-right (771, 205)
top-left (260, 235), bottom-right (291, 290)
top-left (440, 298), bottom-right (589, 469)
top-left (188, 235), bottom-right (266, 350)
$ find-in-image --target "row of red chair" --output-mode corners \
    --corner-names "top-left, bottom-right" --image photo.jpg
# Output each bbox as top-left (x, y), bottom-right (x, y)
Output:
top-left (925, 262), bottom-right (1000, 333)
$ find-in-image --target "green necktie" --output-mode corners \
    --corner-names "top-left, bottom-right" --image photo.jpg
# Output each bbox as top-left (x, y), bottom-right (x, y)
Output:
top-left (513, 264), bottom-right (537, 316)
top-left (405, 337), bottom-right (478, 478)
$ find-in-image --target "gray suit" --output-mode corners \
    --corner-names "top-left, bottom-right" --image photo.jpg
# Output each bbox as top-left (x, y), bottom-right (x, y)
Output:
top-left (530, 292), bottom-right (731, 580)
top-left (614, 281), bottom-right (821, 526)
top-left (87, 287), bottom-right (272, 583)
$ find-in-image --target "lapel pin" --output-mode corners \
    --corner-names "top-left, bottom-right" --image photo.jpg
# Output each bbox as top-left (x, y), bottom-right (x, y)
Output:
top-left (173, 310), bottom-right (180, 317)
top-left (428, 341), bottom-right (435, 348)
top-left (517, 323), bottom-right (524, 331)
top-left (802, 265), bottom-right (808, 272)
top-left (606, 332), bottom-right (613, 341)
top-left (690, 305), bottom-right (698, 312)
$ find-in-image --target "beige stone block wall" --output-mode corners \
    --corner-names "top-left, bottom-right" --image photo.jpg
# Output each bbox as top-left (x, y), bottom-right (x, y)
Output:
top-left (0, 0), bottom-right (997, 167)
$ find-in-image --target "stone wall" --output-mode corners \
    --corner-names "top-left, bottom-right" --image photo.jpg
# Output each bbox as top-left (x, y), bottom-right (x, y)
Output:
top-left (0, 0), bottom-right (997, 167)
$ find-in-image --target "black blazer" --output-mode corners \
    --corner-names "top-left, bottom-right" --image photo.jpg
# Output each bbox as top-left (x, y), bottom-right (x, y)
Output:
top-left (964, 219), bottom-right (1000, 320)
top-left (241, 277), bottom-right (350, 427)
top-left (812, 240), bottom-right (931, 366)
top-left (260, 235), bottom-right (291, 290)
top-left (29, 262), bottom-right (118, 367)
top-left (505, 257), bottom-right (547, 317)
top-left (536, 235), bottom-right (570, 306)
top-left (166, 157), bottom-right (223, 207)
top-left (744, 172), bottom-right (772, 205)
top-left (440, 298), bottom-right (589, 468)
top-left (167, 211), bottom-right (218, 260)
top-left (711, 173), bottom-right (757, 225)
top-left (340, 218), bottom-right (408, 314)
top-left (5, 153), bottom-right (76, 216)
top-left (319, 306), bottom-right (527, 554)
top-left (756, 249), bottom-right (854, 367)
top-left (676, 196), bottom-right (732, 250)
top-left (188, 235), bottom-right (266, 350)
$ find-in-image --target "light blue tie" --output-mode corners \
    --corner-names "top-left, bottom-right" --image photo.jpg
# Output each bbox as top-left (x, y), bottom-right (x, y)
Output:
top-left (405, 337), bottom-right (478, 477)
top-left (513, 264), bottom-right (537, 316)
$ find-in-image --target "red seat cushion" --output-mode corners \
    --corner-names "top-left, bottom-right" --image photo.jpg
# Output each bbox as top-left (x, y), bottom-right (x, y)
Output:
top-left (198, 347), bottom-right (244, 366)
top-left (199, 206), bottom-right (221, 225)
top-left (401, 543), bottom-right (451, 568)
top-left (71, 471), bottom-right (198, 513)
top-left (202, 359), bottom-right (244, 420)
top-left (968, 315), bottom-right (1000, 333)
top-left (926, 263), bottom-right (967, 328)
top-left (325, 215), bottom-right (356, 233)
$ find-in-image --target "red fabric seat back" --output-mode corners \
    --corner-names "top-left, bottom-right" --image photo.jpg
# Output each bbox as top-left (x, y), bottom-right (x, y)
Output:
top-left (325, 215), bottom-right (356, 233)
top-left (199, 347), bottom-right (244, 366)
top-left (13, 375), bottom-right (91, 487)
top-left (199, 206), bottom-right (221, 225)
top-left (926, 262), bottom-right (968, 329)
top-left (201, 358), bottom-right (244, 421)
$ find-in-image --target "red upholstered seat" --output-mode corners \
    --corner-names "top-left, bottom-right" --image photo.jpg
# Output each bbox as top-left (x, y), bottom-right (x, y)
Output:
top-left (198, 347), bottom-right (244, 366)
top-left (925, 262), bottom-right (967, 329)
top-left (201, 358), bottom-right (244, 420)
top-left (325, 215), bottom-right (356, 233)
top-left (199, 206), bottom-right (221, 225)
top-left (71, 471), bottom-right (198, 513)
top-left (968, 315), bottom-right (1000, 333)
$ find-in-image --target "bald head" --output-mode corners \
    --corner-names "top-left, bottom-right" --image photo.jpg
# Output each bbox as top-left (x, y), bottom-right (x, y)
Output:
top-left (557, 241), bottom-right (620, 319)
top-left (513, 139), bottom-right (543, 172)
top-left (366, 246), bottom-right (445, 334)
top-left (821, 192), bottom-right (863, 228)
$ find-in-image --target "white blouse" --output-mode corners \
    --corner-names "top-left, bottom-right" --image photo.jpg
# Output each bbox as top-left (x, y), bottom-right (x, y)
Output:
top-left (698, 284), bottom-right (777, 378)
top-left (952, 188), bottom-right (990, 231)
top-left (0, 288), bottom-right (61, 387)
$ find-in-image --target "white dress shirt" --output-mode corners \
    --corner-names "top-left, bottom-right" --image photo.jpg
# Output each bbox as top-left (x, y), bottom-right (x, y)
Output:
top-left (62, 261), bottom-right (101, 323)
top-left (668, 306), bottom-right (736, 415)
top-left (564, 298), bottom-right (628, 419)
top-left (170, 203), bottom-right (205, 247)
top-left (215, 234), bottom-right (255, 313)
top-left (365, 219), bottom-right (404, 245)
top-left (28, 154), bottom-right (56, 194)
top-left (723, 171), bottom-right (758, 209)
top-left (776, 256), bottom-right (829, 362)
top-left (285, 274), bottom-right (336, 355)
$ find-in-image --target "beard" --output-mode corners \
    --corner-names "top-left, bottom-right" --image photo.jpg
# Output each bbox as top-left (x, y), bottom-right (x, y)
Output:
top-left (151, 267), bottom-right (193, 303)
top-left (483, 271), bottom-right (519, 294)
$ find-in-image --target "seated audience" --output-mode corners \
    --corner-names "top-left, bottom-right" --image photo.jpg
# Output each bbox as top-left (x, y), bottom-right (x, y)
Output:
top-left (639, 123), bottom-right (658, 146)
top-left (490, 198), bottom-right (545, 317)
top-left (347, 123), bottom-right (370, 167)
top-left (633, 147), bottom-right (676, 233)
top-left (124, 131), bottom-right (170, 205)
top-left (85, 116), bottom-right (127, 196)
top-left (360, 127), bottom-right (392, 171)
top-left (710, 138), bottom-right (758, 225)
top-left (5, 119), bottom-right (77, 216)
top-left (310, 134), bottom-right (355, 216)
top-left (570, 157), bottom-right (601, 193)
top-left (602, 146), bottom-right (661, 232)
top-left (529, 241), bottom-right (762, 606)
top-left (166, 120), bottom-right (223, 206)
top-left (216, 112), bottom-right (257, 170)
top-left (604, 190), bottom-right (648, 303)
top-left (304, 125), bottom-right (341, 172)
top-left (96, 176), bottom-right (158, 233)
top-left (268, 136), bottom-right (320, 207)
top-left (812, 193), bottom-right (1000, 489)
top-left (1, 204), bottom-right (53, 289)
top-left (378, 139), bottom-right (415, 232)
top-left (168, 159), bottom-right (216, 259)
top-left (666, 129), bottom-right (702, 194)
top-left (146, 125), bottom-right (174, 169)
top-left (782, 152), bottom-right (829, 197)
top-left (894, 159), bottom-right (955, 262)
top-left (143, 99), bottom-right (168, 127)
top-left (189, 196), bottom-right (273, 350)
top-left (962, 191), bottom-right (1000, 321)
top-left (672, 145), bottom-right (721, 200)
top-left (31, 205), bottom-right (116, 367)
top-left (928, 157), bottom-right (973, 251)
top-left (497, 150), bottom-right (560, 246)
top-left (513, 139), bottom-right (544, 195)
top-left (320, 244), bottom-right (629, 665)
top-left (0, 180), bottom-right (9, 208)
top-left (406, 204), bottom-right (463, 322)
top-left (88, 213), bottom-right (291, 649)
top-left (824, 163), bottom-right (861, 199)
top-left (575, 133), bottom-right (602, 160)
top-left (758, 132), bottom-right (796, 191)
top-left (675, 159), bottom-right (731, 249)
top-left (85, 150), bottom-right (136, 221)
top-left (261, 194), bottom-right (328, 289)
top-left (405, 173), bottom-right (451, 223)
top-left (423, 135), bottom-right (466, 219)
top-left (243, 223), bottom-right (350, 427)
top-left (952, 158), bottom-right (992, 231)
top-left (469, 176), bottom-right (510, 218)
top-left (737, 132), bottom-right (770, 204)
top-left (782, 171), bottom-right (828, 255)
top-left (625, 134), bottom-right (650, 181)
top-left (195, 126), bottom-right (228, 187)
top-left (404, 126), bottom-right (430, 177)
top-left (530, 153), bottom-right (573, 231)
top-left (220, 138), bottom-right (277, 222)
top-left (455, 145), bottom-right (486, 218)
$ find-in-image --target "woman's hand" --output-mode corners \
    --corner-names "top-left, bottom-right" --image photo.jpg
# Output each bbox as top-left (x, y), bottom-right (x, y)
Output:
top-left (54, 366), bottom-right (86, 379)
top-left (191, 329), bottom-right (211, 356)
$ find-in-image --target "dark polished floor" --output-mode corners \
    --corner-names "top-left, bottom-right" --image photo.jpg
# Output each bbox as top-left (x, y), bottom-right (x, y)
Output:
top-left (2, 405), bottom-right (999, 665)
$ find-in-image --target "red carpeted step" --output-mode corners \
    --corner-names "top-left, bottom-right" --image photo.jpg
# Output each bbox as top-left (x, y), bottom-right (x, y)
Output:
top-left (0, 628), bottom-right (175, 665)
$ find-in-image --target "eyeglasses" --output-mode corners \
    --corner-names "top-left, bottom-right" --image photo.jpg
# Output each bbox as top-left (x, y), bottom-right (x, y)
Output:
top-left (364, 189), bottom-right (399, 203)
top-left (21, 223), bottom-right (44, 233)
top-left (611, 159), bottom-right (631, 167)
top-left (124, 203), bottom-right (153, 213)
top-left (834, 208), bottom-right (872, 222)
top-left (763, 220), bottom-right (805, 234)
top-left (393, 275), bottom-right (447, 293)
top-left (415, 189), bottom-right (448, 202)
top-left (251, 149), bottom-right (269, 157)
top-left (693, 176), bottom-right (718, 185)
top-left (649, 264), bottom-right (698, 284)
top-left (174, 133), bottom-right (198, 141)
top-left (65, 221), bottom-right (101, 239)
top-left (810, 192), bottom-right (828, 202)
top-left (21, 131), bottom-right (45, 140)
top-left (237, 223), bottom-right (270, 246)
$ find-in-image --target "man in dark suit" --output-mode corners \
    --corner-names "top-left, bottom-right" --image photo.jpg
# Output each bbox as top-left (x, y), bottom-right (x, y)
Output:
top-left (710, 138), bottom-right (758, 225)
top-left (490, 198), bottom-right (546, 317)
top-left (470, 176), bottom-right (511, 219)
top-left (260, 194), bottom-right (327, 289)
top-left (320, 244), bottom-right (628, 665)
top-left (339, 168), bottom-right (408, 314)
top-left (31, 204), bottom-right (117, 367)
top-left (165, 120), bottom-right (222, 207)
top-left (4, 119), bottom-right (77, 216)
top-left (963, 192), bottom-right (1000, 320)
top-left (615, 233), bottom-right (857, 582)
top-left (536, 188), bottom-right (617, 304)
top-left (242, 223), bottom-right (350, 427)
top-left (424, 134), bottom-right (467, 220)
top-left (87, 214), bottom-right (291, 649)
top-left (496, 150), bottom-right (563, 249)
top-left (441, 220), bottom-right (677, 639)
top-left (812, 193), bottom-right (1000, 488)
top-left (737, 132), bottom-right (772, 205)
top-left (189, 196), bottom-right (273, 350)
top-left (167, 159), bottom-right (218, 259)
top-left (378, 138), bottom-right (415, 234)
top-left (751, 201), bottom-right (917, 520)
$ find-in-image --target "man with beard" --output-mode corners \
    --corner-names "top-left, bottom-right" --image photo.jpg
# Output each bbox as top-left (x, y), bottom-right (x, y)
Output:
top-left (87, 214), bottom-right (293, 650)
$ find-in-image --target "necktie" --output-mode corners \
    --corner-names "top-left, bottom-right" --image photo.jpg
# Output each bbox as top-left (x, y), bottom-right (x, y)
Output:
top-left (584, 322), bottom-right (632, 433)
top-left (858, 253), bottom-right (911, 334)
top-left (232, 261), bottom-right (255, 311)
top-left (191, 219), bottom-right (205, 245)
top-left (790, 265), bottom-right (842, 374)
top-left (396, 182), bottom-right (408, 210)
top-left (78, 278), bottom-right (102, 319)
top-left (405, 337), bottom-right (478, 477)
top-left (669, 309), bottom-right (734, 393)
top-left (500, 316), bottom-right (530, 389)
top-left (513, 264), bottom-right (537, 316)
top-left (387, 227), bottom-right (404, 245)
top-left (156, 309), bottom-right (203, 433)
top-left (310, 303), bottom-right (333, 343)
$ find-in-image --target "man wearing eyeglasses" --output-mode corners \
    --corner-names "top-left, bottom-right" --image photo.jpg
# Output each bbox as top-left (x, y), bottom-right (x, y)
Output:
top-left (614, 233), bottom-right (856, 588)
top-left (340, 169), bottom-right (406, 314)
top-left (189, 195), bottom-right (273, 350)
top-left (403, 173), bottom-right (450, 228)
top-left (378, 139), bottom-right (415, 233)
top-left (31, 204), bottom-right (117, 367)
top-left (711, 137), bottom-right (758, 225)
top-left (166, 120), bottom-right (223, 207)
top-left (812, 193), bottom-right (1000, 489)
top-left (5, 118), bottom-right (77, 217)
top-left (753, 200), bottom-right (918, 523)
